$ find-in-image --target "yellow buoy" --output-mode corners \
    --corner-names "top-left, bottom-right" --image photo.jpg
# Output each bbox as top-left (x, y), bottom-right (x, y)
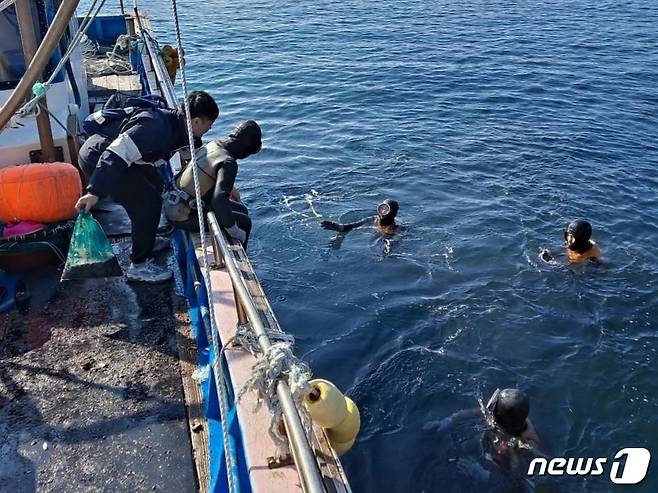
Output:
top-left (326, 397), bottom-right (361, 444)
top-left (303, 379), bottom-right (347, 429)
top-left (330, 437), bottom-right (356, 456)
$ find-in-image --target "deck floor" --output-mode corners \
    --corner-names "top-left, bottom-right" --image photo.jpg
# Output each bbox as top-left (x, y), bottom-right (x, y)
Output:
top-left (0, 242), bottom-right (198, 492)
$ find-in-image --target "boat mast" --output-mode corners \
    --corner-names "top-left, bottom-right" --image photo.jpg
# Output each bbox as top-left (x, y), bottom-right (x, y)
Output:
top-left (15, 0), bottom-right (56, 162)
top-left (0, 0), bottom-right (80, 139)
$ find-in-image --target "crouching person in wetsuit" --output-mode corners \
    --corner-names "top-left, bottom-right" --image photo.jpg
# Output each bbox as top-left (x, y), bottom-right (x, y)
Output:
top-left (75, 91), bottom-right (219, 282)
top-left (163, 121), bottom-right (262, 248)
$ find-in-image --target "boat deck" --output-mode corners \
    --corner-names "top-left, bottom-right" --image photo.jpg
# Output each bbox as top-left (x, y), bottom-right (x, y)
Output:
top-left (0, 242), bottom-right (198, 492)
top-left (1, 9), bottom-right (352, 492)
top-left (87, 73), bottom-right (141, 109)
top-left (196, 236), bottom-right (351, 493)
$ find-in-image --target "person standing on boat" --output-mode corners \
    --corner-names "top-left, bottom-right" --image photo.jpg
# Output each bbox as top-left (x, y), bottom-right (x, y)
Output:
top-left (75, 91), bottom-right (219, 283)
top-left (163, 120), bottom-right (262, 248)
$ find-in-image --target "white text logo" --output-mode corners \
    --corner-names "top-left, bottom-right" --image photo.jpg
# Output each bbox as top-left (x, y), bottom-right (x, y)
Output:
top-left (527, 448), bottom-right (651, 484)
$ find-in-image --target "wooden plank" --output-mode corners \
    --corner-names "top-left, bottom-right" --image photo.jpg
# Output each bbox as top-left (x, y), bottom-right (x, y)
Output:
top-left (87, 73), bottom-right (141, 96)
top-left (175, 303), bottom-right (210, 493)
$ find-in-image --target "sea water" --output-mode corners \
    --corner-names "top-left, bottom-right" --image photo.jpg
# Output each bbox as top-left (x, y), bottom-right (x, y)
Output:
top-left (141, 1), bottom-right (658, 490)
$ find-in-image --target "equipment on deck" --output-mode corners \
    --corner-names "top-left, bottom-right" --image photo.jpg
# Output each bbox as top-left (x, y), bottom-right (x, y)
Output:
top-left (0, 162), bottom-right (82, 223)
top-left (303, 379), bottom-right (361, 455)
top-left (61, 211), bottom-right (122, 280)
top-left (0, 222), bottom-right (72, 272)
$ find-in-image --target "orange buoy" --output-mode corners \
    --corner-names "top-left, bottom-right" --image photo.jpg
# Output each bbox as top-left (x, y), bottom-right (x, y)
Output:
top-left (160, 45), bottom-right (179, 83)
top-left (0, 163), bottom-right (82, 224)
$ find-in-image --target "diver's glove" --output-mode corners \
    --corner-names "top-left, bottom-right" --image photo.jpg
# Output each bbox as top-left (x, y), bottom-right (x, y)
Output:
top-left (225, 223), bottom-right (247, 244)
top-left (321, 220), bottom-right (344, 232)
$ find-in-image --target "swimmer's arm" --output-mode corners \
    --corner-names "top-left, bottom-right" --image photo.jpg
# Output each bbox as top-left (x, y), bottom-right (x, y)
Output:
top-left (423, 407), bottom-right (480, 432)
top-left (588, 245), bottom-right (605, 266)
top-left (588, 256), bottom-right (606, 270)
top-left (321, 217), bottom-right (373, 233)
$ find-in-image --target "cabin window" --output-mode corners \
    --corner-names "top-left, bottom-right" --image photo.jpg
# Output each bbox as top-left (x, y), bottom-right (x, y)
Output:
top-left (0, 2), bottom-right (56, 91)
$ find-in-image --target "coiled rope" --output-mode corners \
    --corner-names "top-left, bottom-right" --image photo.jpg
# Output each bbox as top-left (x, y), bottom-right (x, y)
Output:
top-left (83, 34), bottom-right (135, 77)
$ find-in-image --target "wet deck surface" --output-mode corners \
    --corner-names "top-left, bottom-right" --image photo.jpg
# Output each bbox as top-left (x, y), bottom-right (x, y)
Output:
top-left (0, 242), bottom-right (198, 492)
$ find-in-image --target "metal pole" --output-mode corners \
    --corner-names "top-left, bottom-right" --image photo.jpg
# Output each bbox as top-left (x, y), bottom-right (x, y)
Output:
top-left (15, 0), bottom-right (57, 162)
top-left (119, 0), bottom-right (125, 15)
top-left (0, 0), bottom-right (81, 132)
top-left (207, 212), bottom-right (326, 493)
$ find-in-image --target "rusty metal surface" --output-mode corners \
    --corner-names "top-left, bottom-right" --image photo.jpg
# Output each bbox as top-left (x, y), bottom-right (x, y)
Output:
top-left (0, 242), bottom-right (197, 492)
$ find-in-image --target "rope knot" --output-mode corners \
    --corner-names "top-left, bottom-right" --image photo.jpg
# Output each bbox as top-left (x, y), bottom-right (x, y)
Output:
top-left (238, 342), bottom-right (313, 456)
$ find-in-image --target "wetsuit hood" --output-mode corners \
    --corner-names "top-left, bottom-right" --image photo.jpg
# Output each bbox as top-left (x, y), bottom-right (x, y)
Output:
top-left (378, 199), bottom-right (399, 226)
top-left (565, 219), bottom-right (592, 254)
top-left (222, 120), bottom-right (262, 160)
top-left (492, 388), bottom-right (529, 436)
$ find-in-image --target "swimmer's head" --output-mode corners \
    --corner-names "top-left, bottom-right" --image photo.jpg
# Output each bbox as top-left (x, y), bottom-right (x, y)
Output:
top-left (225, 120), bottom-right (262, 159)
top-left (377, 199), bottom-right (399, 226)
top-left (564, 219), bottom-right (592, 254)
top-left (492, 388), bottom-right (530, 436)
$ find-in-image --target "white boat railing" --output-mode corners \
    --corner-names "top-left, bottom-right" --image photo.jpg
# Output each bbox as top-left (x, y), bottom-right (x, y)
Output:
top-left (207, 211), bottom-right (327, 493)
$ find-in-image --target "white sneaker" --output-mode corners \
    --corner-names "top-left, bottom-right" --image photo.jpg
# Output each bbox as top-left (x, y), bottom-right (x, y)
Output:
top-left (126, 259), bottom-right (172, 283)
top-left (152, 236), bottom-right (171, 254)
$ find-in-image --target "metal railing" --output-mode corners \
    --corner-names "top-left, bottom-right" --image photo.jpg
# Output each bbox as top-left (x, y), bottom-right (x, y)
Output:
top-left (207, 212), bottom-right (326, 493)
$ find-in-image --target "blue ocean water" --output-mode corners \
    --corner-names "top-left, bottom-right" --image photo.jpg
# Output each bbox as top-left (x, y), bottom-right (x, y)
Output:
top-left (143, 1), bottom-right (657, 491)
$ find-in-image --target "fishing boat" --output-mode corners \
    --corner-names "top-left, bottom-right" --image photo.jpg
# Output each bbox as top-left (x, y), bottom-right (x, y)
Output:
top-left (0, 1), bottom-right (357, 491)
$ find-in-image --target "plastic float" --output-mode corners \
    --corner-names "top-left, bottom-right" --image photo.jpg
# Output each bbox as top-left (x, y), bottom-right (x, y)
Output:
top-left (0, 162), bottom-right (82, 224)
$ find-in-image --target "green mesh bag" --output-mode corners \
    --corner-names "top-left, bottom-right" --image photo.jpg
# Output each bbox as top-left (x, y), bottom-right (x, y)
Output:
top-left (61, 211), bottom-right (122, 281)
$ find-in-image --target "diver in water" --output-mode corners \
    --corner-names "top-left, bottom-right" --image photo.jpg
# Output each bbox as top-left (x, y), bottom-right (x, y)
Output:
top-left (424, 388), bottom-right (544, 480)
top-left (320, 199), bottom-right (400, 235)
top-left (540, 219), bottom-right (603, 264)
top-left (479, 388), bottom-right (548, 490)
top-left (485, 389), bottom-right (541, 449)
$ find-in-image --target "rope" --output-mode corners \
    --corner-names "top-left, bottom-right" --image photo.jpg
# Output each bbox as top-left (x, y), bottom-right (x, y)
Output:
top-left (237, 343), bottom-right (313, 456)
top-left (37, 102), bottom-right (74, 139)
top-left (84, 34), bottom-right (135, 77)
top-left (167, 0), bottom-right (238, 491)
top-left (0, 0), bottom-right (16, 13)
top-left (15, 0), bottom-right (108, 118)
top-left (233, 322), bottom-right (295, 356)
top-left (79, 34), bottom-right (99, 56)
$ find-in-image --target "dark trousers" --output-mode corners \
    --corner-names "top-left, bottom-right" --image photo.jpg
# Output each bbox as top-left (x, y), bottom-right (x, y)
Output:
top-left (79, 134), bottom-right (164, 264)
top-left (112, 166), bottom-right (164, 263)
top-left (79, 133), bottom-right (112, 182)
top-left (171, 201), bottom-right (252, 246)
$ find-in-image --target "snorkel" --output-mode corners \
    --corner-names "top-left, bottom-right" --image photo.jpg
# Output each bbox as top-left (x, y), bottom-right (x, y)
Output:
top-left (377, 199), bottom-right (399, 227)
top-left (564, 219), bottom-right (593, 254)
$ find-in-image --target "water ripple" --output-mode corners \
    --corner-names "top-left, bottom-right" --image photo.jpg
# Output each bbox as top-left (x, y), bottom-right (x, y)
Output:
top-left (135, 0), bottom-right (658, 491)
